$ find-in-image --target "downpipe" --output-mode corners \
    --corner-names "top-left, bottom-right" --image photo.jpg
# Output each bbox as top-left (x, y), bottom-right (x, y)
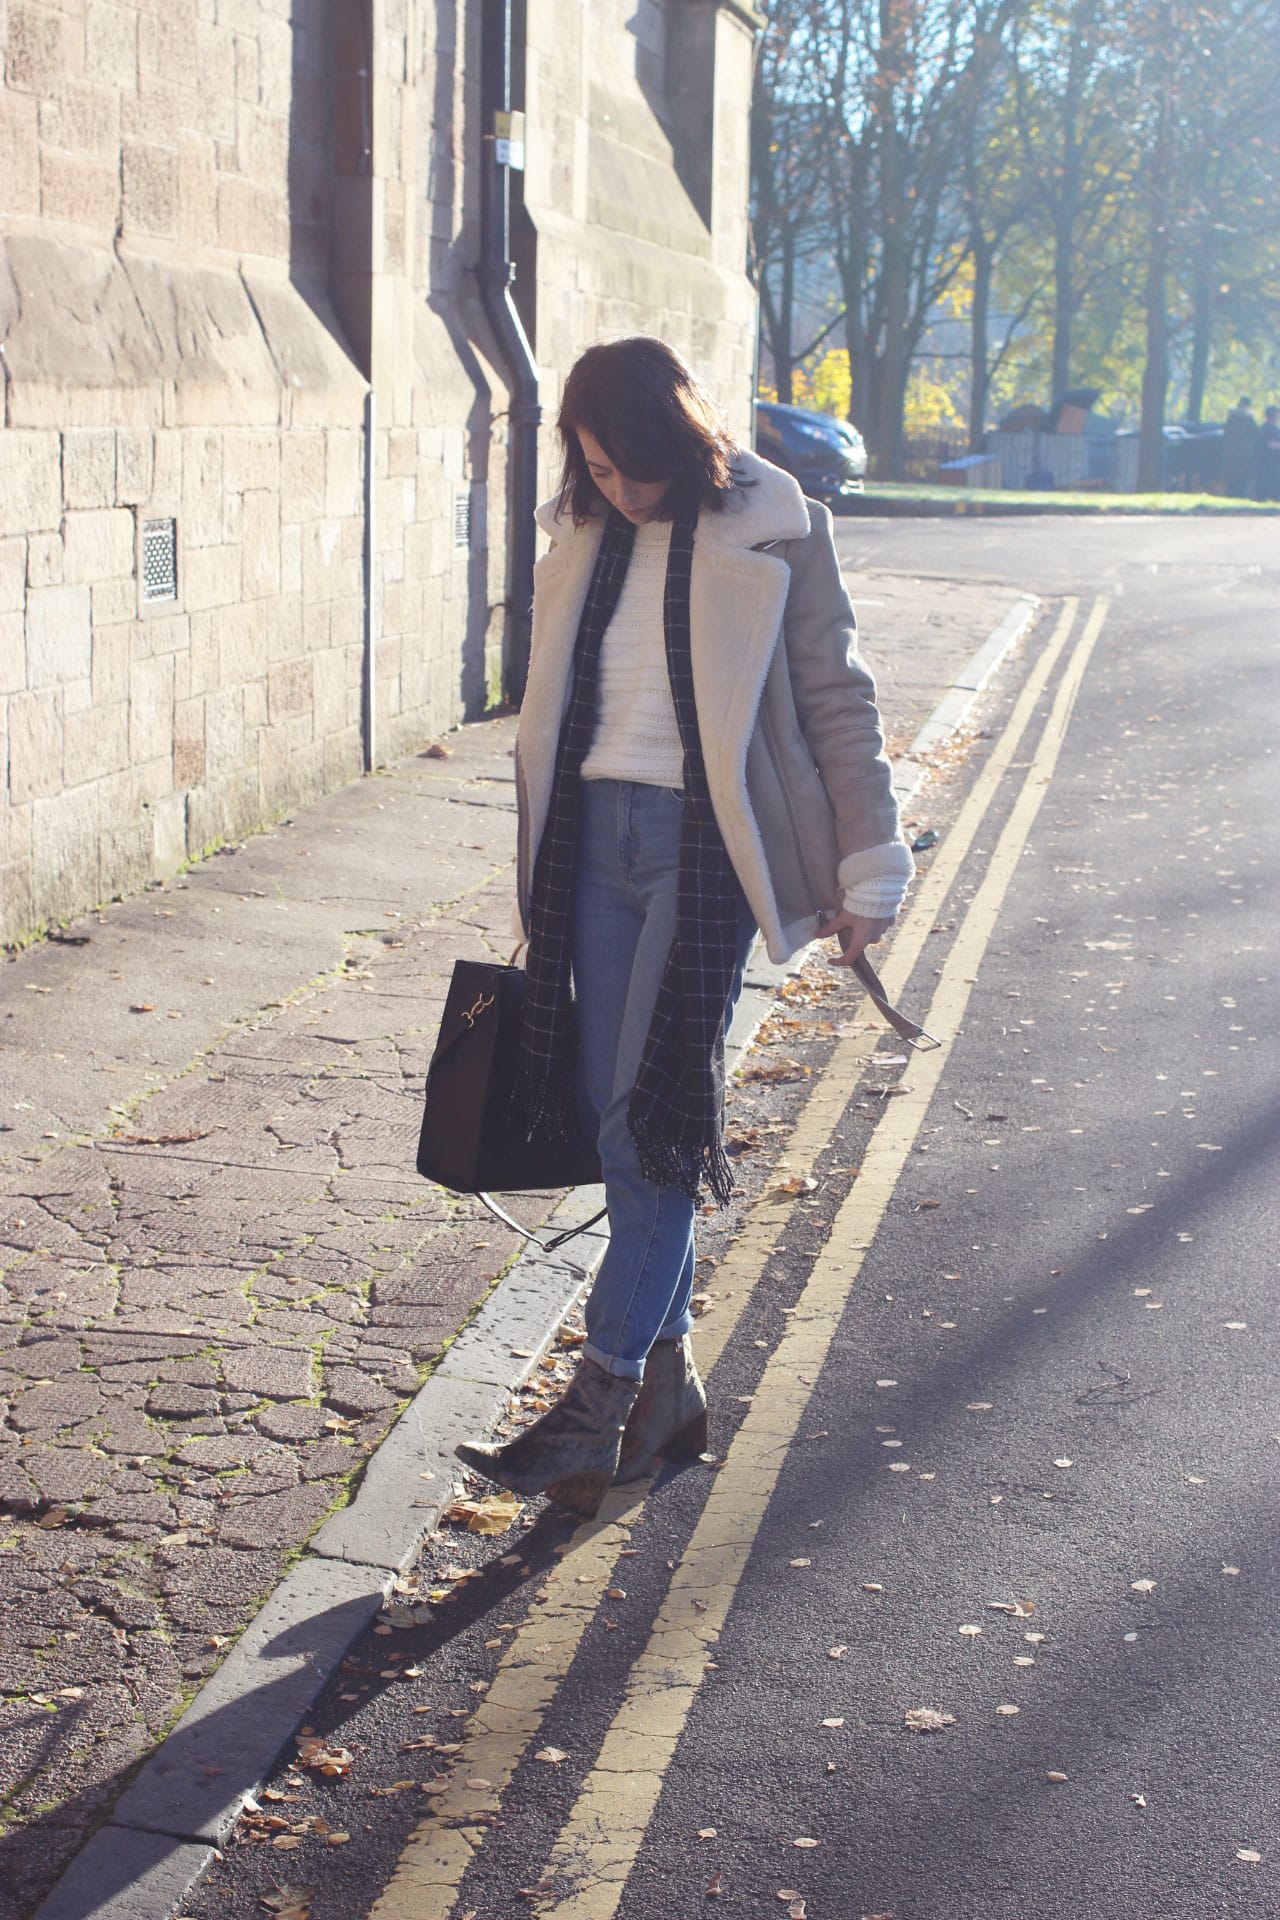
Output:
top-left (478, 0), bottom-right (540, 708)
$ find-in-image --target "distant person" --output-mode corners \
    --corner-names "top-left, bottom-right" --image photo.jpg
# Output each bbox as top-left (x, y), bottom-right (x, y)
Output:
top-left (1221, 396), bottom-right (1259, 498)
top-left (1257, 405), bottom-right (1280, 503)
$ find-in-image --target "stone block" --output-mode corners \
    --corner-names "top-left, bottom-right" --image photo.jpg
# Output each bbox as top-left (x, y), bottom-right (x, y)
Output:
top-left (242, 678), bottom-right (267, 730)
top-left (26, 584), bottom-right (92, 689)
top-left (152, 790), bottom-right (188, 872)
top-left (133, 609), bottom-right (189, 660)
top-left (26, 533), bottom-right (63, 589)
top-left (326, 428), bottom-right (362, 518)
top-left (222, 431), bottom-right (280, 495)
top-left (84, 0), bottom-right (139, 91)
top-left (40, 80), bottom-right (120, 160)
top-left (193, 21), bottom-right (235, 141)
top-left (122, 139), bottom-right (178, 238)
top-left (241, 489), bottom-right (281, 599)
top-left (129, 652), bottom-right (175, 765)
top-left (181, 431), bottom-right (224, 548)
top-left (62, 430), bottom-right (115, 510)
top-left (185, 610), bottom-right (220, 694)
top-left (0, 89), bottom-right (40, 216)
top-left (32, 784), bottom-right (102, 917)
top-left (122, 73), bottom-right (182, 147)
top-left (92, 577), bottom-right (137, 626)
top-left (92, 623), bottom-right (132, 706)
top-left (116, 430), bottom-right (155, 506)
top-left (182, 543), bottom-right (242, 612)
top-left (264, 589), bottom-right (302, 663)
top-left (204, 684), bottom-right (246, 780)
top-left (7, 1), bottom-right (67, 94)
top-left (7, 689), bottom-right (64, 804)
top-left (62, 508), bottom-right (136, 586)
top-left (65, 698), bottom-right (128, 784)
top-left (0, 612), bottom-right (24, 696)
top-left (281, 430), bottom-right (327, 520)
top-left (0, 432), bottom-right (62, 538)
top-left (280, 521), bottom-right (302, 593)
top-left (0, 540), bottom-right (26, 619)
top-left (268, 658), bottom-right (311, 720)
top-left (40, 148), bottom-right (121, 230)
top-left (217, 174), bottom-right (287, 259)
top-left (138, 5), bottom-right (197, 89)
top-left (177, 130), bottom-right (219, 248)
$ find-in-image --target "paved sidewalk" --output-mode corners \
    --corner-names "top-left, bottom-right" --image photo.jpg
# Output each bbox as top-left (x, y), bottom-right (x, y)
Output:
top-left (0, 563), bottom-right (1033, 1917)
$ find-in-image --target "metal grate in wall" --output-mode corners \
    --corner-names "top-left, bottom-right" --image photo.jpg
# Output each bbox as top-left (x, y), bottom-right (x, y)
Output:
top-left (453, 491), bottom-right (471, 550)
top-left (142, 518), bottom-right (178, 601)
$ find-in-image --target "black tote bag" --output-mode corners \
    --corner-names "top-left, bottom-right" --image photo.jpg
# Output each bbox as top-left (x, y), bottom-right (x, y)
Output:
top-left (416, 958), bottom-right (602, 1195)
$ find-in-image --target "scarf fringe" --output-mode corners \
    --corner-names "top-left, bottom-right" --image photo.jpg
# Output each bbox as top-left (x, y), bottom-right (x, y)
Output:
top-left (512, 1062), bottom-right (579, 1149)
top-left (629, 1112), bottom-right (735, 1210)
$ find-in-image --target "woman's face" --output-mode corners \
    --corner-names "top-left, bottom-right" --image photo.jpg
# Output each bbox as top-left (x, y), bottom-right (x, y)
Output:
top-left (575, 426), bottom-right (671, 524)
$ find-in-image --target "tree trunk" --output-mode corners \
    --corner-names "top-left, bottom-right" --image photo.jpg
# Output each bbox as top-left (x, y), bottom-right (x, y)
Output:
top-left (969, 235), bottom-right (994, 452)
top-left (1185, 262), bottom-right (1212, 425)
top-left (1137, 224), bottom-right (1169, 489)
top-left (1050, 213), bottom-right (1074, 400)
top-left (1137, 25), bottom-right (1172, 492)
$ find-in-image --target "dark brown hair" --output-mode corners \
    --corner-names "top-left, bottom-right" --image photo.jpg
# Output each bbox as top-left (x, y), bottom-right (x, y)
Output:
top-left (556, 337), bottom-right (740, 525)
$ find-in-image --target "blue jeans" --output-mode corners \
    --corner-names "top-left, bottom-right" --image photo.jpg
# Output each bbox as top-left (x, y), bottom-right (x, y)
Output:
top-left (571, 780), bottom-right (757, 1381)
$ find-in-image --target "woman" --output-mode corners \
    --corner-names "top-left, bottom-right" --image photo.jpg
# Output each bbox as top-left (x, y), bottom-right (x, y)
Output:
top-left (456, 338), bottom-right (913, 1516)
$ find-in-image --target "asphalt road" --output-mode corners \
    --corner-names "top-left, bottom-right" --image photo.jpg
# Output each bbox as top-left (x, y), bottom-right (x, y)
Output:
top-left (187, 517), bottom-right (1278, 1920)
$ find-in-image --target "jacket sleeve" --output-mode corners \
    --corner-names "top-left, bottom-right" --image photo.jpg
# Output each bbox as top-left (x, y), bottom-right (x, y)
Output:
top-left (781, 500), bottom-right (914, 914)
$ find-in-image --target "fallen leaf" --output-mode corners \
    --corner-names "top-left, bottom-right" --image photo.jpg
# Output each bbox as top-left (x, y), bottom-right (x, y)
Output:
top-left (1045, 1770), bottom-right (1068, 1783)
top-left (904, 1707), bottom-right (955, 1733)
top-left (1131, 1793), bottom-right (1147, 1807)
top-left (1053, 1458), bottom-right (1074, 1469)
top-left (259, 1889), bottom-right (316, 1916)
top-left (535, 1747), bottom-right (568, 1764)
top-left (1236, 1849), bottom-right (1262, 1863)
top-left (958, 1624), bottom-right (982, 1637)
top-left (698, 1828), bottom-right (718, 1839)
top-left (789, 1558), bottom-right (812, 1568)
top-left (1130, 1578), bottom-right (1157, 1593)
top-left (271, 1834), bottom-right (304, 1850)
top-left (792, 1836), bottom-right (820, 1849)
top-left (995, 1703), bottom-right (1020, 1716)
top-left (326, 1832), bottom-right (350, 1846)
top-left (706, 1872), bottom-right (723, 1896)
top-left (821, 1716), bottom-right (845, 1728)
top-left (443, 1491), bottom-right (524, 1536)
top-left (1221, 1565), bottom-right (1241, 1576)
top-left (775, 1175), bottom-right (819, 1195)
top-left (828, 1645), bottom-right (848, 1660)
top-left (789, 1903), bottom-right (807, 1918)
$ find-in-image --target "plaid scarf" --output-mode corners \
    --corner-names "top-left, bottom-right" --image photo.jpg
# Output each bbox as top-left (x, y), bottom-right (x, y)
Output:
top-left (519, 507), bottom-right (745, 1205)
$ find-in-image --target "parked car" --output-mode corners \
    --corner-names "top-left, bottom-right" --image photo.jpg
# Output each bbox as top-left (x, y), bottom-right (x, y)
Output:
top-left (754, 400), bottom-right (867, 508)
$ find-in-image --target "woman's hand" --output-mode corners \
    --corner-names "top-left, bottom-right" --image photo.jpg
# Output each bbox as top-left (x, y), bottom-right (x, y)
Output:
top-left (824, 909), bottom-right (894, 967)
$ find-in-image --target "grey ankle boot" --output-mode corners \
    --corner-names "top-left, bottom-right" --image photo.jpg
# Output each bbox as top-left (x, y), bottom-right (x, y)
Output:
top-left (455, 1358), bottom-right (640, 1518)
top-left (613, 1335), bottom-right (708, 1485)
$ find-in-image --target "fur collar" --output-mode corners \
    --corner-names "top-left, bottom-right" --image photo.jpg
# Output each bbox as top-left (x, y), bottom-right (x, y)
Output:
top-left (534, 447), bottom-right (811, 550)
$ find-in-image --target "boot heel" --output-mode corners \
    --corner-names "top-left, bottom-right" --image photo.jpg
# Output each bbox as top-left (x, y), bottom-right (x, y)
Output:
top-left (660, 1409), bottom-right (709, 1462)
top-left (545, 1469), bottom-right (614, 1519)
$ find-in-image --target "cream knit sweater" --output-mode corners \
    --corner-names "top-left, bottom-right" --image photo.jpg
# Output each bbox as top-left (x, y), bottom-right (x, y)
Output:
top-left (580, 519), bottom-right (683, 789)
top-left (578, 516), bottom-right (901, 919)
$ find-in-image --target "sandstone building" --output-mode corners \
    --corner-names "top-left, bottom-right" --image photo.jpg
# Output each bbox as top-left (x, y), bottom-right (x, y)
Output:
top-left (0, 0), bottom-right (761, 946)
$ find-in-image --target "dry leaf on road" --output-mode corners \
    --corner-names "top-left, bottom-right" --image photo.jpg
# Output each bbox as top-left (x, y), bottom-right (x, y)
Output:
top-left (904, 1708), bottom-right (956, 1733)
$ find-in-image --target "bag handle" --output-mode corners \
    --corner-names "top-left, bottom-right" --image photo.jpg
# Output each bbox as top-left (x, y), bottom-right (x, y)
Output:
top-left (846, 945), bottom-right (941, 1052)
top-left (478, 1191), bottom-right (608, 1252)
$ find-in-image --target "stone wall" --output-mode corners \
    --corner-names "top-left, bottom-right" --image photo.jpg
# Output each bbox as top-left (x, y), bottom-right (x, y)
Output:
top-left (1, 0), bottom-right (762, 947)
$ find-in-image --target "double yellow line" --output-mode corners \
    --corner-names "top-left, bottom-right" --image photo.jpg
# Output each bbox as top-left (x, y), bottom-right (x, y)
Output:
top-left (371, 596), bottom-right (1108, 1920)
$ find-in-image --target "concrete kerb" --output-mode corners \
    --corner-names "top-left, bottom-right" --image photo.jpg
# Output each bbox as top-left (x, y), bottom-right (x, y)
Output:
top-left (30, 595), bottom-right (1040, 1920)
top-left (895, 593), bottom-right (1040, 803)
